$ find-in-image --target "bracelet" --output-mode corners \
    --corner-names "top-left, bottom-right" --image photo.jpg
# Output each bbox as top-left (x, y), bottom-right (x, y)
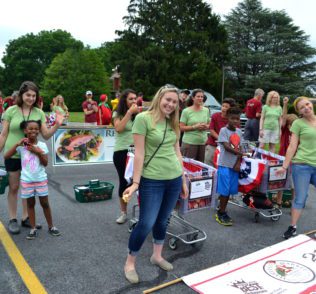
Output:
top-left (133, 181), bottom-right (140, 186)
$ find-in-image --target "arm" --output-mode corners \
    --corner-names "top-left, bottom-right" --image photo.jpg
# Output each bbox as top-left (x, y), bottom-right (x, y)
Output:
top-left (27, 145), bottom-right (48, 166)
top-left (40, 111), bottom-right (64, 140)
top-left (180, 122), bottom-right (202, 132)
top-left (114, 105), bottom-right (139, 133)
top-left (122, 134), bottom-right (145, 201)
top-left (259, 110), bottom-right (265, 138)
top-left (282, 133), bottom-right (299, 170)
top-left (222, 142), bottom-right (247, 157)
top-left (83, 108), bottom-right (95, 115)
top-left (175, 141), bottom-right (189, 199)
top-left (281, 97), bottom-right (289, 127)
top-left (4, 138), bottom-right (27, 160)
top-left (0, 120), bottom-right (9, 152)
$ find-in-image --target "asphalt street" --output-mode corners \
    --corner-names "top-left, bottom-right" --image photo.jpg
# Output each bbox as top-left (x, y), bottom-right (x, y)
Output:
top-left (0, 137), bottom-right (315, 294)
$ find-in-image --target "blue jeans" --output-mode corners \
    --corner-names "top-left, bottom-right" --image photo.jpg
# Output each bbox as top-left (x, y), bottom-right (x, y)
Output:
top-left (128, 176), bottom-right (182, 255)
top-left (292, 164), bottom-right (316, 209)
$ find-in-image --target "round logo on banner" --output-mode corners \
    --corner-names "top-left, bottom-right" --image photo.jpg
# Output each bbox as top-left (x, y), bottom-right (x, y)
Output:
top-left (264, 260), bottom-right (315, 283)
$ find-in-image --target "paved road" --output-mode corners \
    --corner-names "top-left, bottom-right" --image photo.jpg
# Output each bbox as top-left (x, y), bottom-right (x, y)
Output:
top-left (0, 137), bottom-right (315, 294)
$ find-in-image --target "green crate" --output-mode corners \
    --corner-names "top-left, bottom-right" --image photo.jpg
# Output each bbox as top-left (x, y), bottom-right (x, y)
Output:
top-left (0, 167), bottom-right (9, 195)
top-left (268, 190), bottom-right (292, 208)
top-left (73, 181), bottom-right (114, 203)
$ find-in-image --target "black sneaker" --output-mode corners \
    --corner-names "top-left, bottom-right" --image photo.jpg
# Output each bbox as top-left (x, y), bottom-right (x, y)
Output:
top-left (8, 219), bottom-right (20, 234)
top-left (48, 227), bottom-right (61, 236)
top-left (26, 229), bottom-right (37, 240)
top-left (283, 225), bottom-right (297, 239)
top-left (21, 217), bottom-right (42, 230)
top-left (215, 212), bottom-right (233, 226)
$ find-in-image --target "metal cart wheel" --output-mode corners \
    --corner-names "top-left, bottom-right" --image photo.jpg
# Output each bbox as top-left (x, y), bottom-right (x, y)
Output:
top-left (168, 237), bottom-right (178, 250)
top-left (128, 219), bottom-right (138, 233)
top-left (271, 215), bottom-right (280, 221)
top-left (254, 212), bottom-right (260, 223)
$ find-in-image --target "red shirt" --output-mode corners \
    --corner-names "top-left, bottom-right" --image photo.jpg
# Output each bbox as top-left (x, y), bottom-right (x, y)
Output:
top-left (206, 112), bottom-right (228, 146)
top-left (82, 100), bottom-right (98, 123)
top-left (245, 98), bottom-right (262, 119)
top-left (279, 125), bottom-right (291, 156)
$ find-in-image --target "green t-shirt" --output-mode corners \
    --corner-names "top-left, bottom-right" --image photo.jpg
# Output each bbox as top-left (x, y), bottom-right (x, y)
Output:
top-left (52, 105), bottom-right (66, 116)
top-left (180, 107), bottom-right (210, 145)
top-left (3, 106), bottom-right (46, 159)
top-left (132, 112), bottom-right (182, 180)
top-left (291, 119), bottom-right (316, 167)
top-left (113, 111), bottom-right (134, 152)
top-left (262, 105), bottom-right (282, 130)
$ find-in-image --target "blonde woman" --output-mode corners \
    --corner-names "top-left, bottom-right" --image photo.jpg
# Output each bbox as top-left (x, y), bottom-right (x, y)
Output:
top-left (259, 91), bottom-right (282, 152)
top-left (52, 95), bottom-right (69, 119)
top-left (277, 97), bottom-right (316, 239)
top-left (122, 86), bottom-right (188, 284)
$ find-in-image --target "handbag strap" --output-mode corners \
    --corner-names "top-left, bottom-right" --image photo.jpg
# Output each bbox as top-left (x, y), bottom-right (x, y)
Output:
top-left (144, 119), bottom-right (168, 168)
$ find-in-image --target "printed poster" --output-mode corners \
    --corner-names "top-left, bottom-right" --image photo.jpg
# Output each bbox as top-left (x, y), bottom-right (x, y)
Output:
top-left (52, 128), bottom-right (115, 166)
top-left (183, 234), bottom-right (316, 294)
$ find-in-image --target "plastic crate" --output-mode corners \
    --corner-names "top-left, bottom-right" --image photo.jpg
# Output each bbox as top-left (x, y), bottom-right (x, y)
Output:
top-left (74, 180), bottom-right (114, 203)
top-left (268, 190), bottom-right (292, 208)
top-left (0, 167), bottom-right (9, 195)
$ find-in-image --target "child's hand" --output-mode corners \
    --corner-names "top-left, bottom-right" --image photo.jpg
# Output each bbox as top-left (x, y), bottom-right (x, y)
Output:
top-left (27, 145), bottom-right (43, 155)
top-left (18, 138), bottom-right (29, 146)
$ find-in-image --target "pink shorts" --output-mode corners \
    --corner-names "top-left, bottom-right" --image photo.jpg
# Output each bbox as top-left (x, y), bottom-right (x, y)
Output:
top-left (20, 180), bottom-right (48, 198)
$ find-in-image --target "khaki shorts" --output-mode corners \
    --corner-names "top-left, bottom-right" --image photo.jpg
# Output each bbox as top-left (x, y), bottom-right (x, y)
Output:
top-left (259, 129), bottom-right (279, 144)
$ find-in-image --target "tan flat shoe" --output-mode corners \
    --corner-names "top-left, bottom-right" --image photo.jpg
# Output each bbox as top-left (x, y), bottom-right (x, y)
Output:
top-left (150, 256), bottom-right (173, 271)
top-left (124, 269), bottom-right (139, 284)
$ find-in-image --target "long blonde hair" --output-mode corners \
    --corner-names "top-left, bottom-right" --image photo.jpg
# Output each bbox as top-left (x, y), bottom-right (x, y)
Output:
top-left (56, 95), bottom-right (68, 112)
top-left (266, 91), bottom-right (280, 106)
top-left (147, 86), bottom-right (180, 137)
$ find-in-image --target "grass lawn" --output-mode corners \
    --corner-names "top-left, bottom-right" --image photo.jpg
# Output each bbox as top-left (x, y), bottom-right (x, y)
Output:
top-left (68, 112), bottom-right (84, 123)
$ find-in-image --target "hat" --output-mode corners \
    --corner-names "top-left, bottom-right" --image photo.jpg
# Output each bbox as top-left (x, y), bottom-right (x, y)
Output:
top-left (100, 94), bottom-right (107, 102)
top-left (86, 90), bottom-right (93, 95)
top-left (181, 89), bottom-right (190, 95)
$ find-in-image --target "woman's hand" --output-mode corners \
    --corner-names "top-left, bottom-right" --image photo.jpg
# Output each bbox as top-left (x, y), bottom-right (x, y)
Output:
top-left (180, 179), bottom-right (189, 199)
top-left (122, 183), bottom-right (138, 203)
top-left (259, 130), bottom-right (264, 138)
top-left (275, 167), bottom-right (287, 176)
top-left (54, 110), bottom-right (65, 126)
top-left (128, 104), bottom-right (139, 115)
top-left (283, 97), bottom-right (289, 104)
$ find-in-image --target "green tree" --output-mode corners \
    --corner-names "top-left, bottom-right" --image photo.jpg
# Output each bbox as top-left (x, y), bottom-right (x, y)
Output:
top-left (109, 0), bottom-right (228, 98)
top-left (225, 0), bottom-right (316, 99)
top-left (41, 49), bottom-right (110, 111)
top-left (2, 30), bottom-right (83, 94)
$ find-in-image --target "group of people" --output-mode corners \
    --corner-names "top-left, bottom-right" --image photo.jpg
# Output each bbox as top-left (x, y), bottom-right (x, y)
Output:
top-left (111, 85), bottom-right (315, 283)
top-left (0, 82), bottom-right (315, 284)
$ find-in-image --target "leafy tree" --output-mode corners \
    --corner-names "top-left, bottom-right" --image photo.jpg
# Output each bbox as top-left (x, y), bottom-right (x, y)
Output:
top-left (41, 49), bottom-right (110, 111)
top-left (225, 0), bottom-right (316, 100)
top-left (2, 30), bottom-right (83, 94)
top-left (108, 0), bottom-right (228, 98)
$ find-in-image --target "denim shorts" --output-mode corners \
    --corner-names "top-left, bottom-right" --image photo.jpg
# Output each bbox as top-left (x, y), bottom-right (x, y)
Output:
top-left (292, 164), bottom-right (316, 209)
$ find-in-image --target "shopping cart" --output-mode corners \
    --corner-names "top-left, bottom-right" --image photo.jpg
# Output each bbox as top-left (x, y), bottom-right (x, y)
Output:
top-left (228, 143), bottom-right (285, 223)
top-left (128, 158), bottom-right (217, 250)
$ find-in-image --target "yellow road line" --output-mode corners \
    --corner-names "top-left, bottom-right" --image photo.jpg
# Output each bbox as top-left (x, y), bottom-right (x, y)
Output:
top-left (0, 221), bottom-right (47, 294)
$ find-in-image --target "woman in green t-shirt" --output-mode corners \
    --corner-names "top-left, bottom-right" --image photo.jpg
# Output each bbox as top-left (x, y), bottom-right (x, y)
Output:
top-left (112, 89), bottom-right (139, 225)
top-left (279, 96), bottom-right (316, 239)
top-left (180, 89), bottom-right (210, 162)
top-left (0, 81), bottom-right (64, 235)
top-left (121, 86), bottom-right (189, 284)
top-left (259, 91), bottom-right (283, 153)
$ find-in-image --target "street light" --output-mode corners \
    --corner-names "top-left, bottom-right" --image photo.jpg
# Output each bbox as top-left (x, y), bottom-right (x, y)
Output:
top-left (221, 65), bottom-right (232, 103)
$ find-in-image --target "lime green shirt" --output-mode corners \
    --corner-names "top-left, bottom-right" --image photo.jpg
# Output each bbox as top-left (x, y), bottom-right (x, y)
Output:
top-left (132, 112), bottom-right (182, 180)
top-left (52, 105), bottom-right (66, 116)
top-left (180, 107), bottom-right (210, 145)
top-left (3, 106), bottom-right (46, 159)
top-left (291, 119), bottom-right (316, 167)
top-left (262, 105), bottom-right (282, 130)
top-left (113, 111), bottom-right (134, 152)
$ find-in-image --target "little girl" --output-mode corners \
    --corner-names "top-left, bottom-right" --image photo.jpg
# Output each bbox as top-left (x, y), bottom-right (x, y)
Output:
top-left (4, 120), bottom-right (60, 240)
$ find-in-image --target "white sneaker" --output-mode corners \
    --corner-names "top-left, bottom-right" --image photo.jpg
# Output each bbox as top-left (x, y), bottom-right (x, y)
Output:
top-left (116, 213), bottom-right (127, 224)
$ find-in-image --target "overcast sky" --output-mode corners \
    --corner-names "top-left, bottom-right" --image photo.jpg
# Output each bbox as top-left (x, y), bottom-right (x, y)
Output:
top-left (1, 0), bottom-right (315, 64)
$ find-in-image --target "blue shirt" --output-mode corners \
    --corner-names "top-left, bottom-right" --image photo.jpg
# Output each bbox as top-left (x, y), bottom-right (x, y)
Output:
top-left (17, 141), bottom-right (48, 182)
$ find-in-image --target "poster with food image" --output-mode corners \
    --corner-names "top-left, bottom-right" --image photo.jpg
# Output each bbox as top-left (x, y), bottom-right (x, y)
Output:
top-left (52, 128), bottom-right (114, 166)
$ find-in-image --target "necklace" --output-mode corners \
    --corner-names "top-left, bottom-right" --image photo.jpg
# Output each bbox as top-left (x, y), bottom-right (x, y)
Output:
top-left (22, 106), bottom-right (32, 122)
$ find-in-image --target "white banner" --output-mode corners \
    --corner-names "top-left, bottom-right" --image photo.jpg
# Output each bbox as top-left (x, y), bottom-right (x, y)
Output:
top-left (183, 234), bottom-right (316, 294)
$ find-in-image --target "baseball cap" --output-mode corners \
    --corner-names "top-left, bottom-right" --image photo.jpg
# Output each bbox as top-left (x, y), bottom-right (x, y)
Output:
top-left (86, 90), bottom-right (93, 95)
